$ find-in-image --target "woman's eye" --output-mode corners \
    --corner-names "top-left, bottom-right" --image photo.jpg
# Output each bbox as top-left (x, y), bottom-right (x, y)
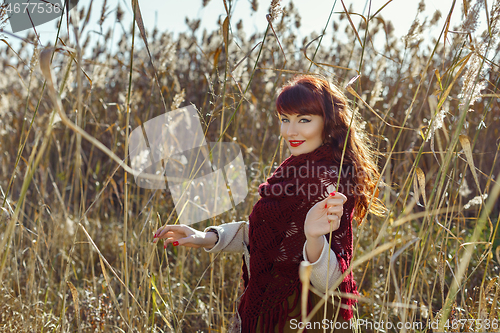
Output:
top-left (280, 118), bottom-right (310, 123)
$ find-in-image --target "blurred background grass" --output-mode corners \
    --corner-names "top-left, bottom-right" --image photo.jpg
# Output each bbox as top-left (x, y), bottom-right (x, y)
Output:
top-left (0, 0), bottom-right (499, 332)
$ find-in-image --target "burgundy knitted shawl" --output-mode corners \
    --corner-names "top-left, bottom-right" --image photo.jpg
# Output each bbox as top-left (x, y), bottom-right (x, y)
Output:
top-left (237, 143), bottom-right (358, 332)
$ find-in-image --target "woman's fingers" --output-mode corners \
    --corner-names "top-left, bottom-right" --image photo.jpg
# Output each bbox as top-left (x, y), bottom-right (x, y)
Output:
top-left (161, 237), bottom-right (176, 247)
top-left (164, 235), bottom-right (201, 249)
top-left (327, 214), bottom-right (341, 230)
top-left (152, 225), bottom-right (204, 248)
top-left (328, 208), bottom-right (343, 220)
top-left (152, 225), bottom-right (186, 243)
top-left (332, 191), bottom-right (347, 203)
top-left (305, 193), bottom-right (346, 238)
top-left (328, 206), bottom-right (343, 214)
top-left (153, 227), bottom-right (169, 241)
top-left (325, 192), bottom-right (346, 219)
top-left (324, 192), bottom-right (347, 207)
top-left (175, 235), bottom-right (198, 247)
top-left (326, 198), bottom-right (345, 207)
top-left (327, 213), bottom-right (340, 221)
top-left (162, 235), bottom-right (188, 247)
top-left (327, 191), bottom-right (347, 203)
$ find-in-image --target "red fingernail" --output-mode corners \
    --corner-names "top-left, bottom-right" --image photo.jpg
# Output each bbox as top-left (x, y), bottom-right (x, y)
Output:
top-left (173, 241), bottom-right (179, 246)
top-left (325, 203), bottom-right (327, 208)
top-left (153, 234), bottom-right (157, 238)
top-left (164, 243), bottom-right (167, 249)
top-left (330, 191), bottom-right (336, 196)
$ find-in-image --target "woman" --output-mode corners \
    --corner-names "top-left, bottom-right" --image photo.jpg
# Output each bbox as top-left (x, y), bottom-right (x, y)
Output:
top-left (153, 75), bottom-right (385, 332)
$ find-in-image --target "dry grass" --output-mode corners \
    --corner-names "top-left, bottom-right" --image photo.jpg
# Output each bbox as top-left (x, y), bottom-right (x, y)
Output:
top-left (1, 0), bottom-right (500, 332)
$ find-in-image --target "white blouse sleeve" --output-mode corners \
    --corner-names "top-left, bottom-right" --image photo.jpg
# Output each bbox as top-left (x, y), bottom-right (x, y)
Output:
top-left (202, 221), bottom-right (249, 253)
top-left (302, 236), bottom-right (343, 292)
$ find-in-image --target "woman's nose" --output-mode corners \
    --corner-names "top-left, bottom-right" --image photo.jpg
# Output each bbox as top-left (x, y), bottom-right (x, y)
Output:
top-left (287, 122), bottom-right (298, 136)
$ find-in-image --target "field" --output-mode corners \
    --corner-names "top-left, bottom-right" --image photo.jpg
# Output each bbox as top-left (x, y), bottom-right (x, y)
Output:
top-left (0, 0), bottom-right (500, 332)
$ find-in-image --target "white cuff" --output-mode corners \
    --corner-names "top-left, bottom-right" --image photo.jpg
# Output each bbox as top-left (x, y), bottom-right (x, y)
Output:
top-left (302, 236), bottom-right (343, 292)
top-left (303, 236), bottom-right (327, 264)
top-left (202, 221), bottom-right (248, 253)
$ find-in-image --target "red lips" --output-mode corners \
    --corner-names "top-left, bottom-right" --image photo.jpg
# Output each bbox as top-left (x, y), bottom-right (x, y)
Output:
top-left (289, 140), bottom-right (305, 147)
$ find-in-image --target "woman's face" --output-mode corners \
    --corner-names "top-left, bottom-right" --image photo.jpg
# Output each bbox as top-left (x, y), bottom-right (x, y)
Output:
top-left (280, 113), bottom-right (325, 156)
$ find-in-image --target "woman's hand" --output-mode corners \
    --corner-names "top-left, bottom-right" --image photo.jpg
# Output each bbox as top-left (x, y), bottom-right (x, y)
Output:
top-left (304, 192), bottom-right (348, 240)
top-left (152, 224), bottom-right (217, 249)
top-left (304, 192), bottom-right (348, 262)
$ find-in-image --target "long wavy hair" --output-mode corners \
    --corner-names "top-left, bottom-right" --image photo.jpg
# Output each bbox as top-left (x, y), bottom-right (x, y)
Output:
top-left (275, 75), bottom-right (386, 223)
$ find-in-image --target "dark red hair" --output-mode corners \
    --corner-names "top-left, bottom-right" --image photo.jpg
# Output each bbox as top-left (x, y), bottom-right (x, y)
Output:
top-left (276, 75), bottom-right (386, 222)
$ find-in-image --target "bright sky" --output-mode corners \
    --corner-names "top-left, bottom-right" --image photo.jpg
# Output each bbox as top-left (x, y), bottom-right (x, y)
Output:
top-left (4, 0), bottom-right (466, 54)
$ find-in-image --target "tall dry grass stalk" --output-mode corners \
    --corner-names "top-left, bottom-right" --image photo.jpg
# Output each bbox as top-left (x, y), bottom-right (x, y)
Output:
top-left (0, 0), bottom-right (499, 332)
